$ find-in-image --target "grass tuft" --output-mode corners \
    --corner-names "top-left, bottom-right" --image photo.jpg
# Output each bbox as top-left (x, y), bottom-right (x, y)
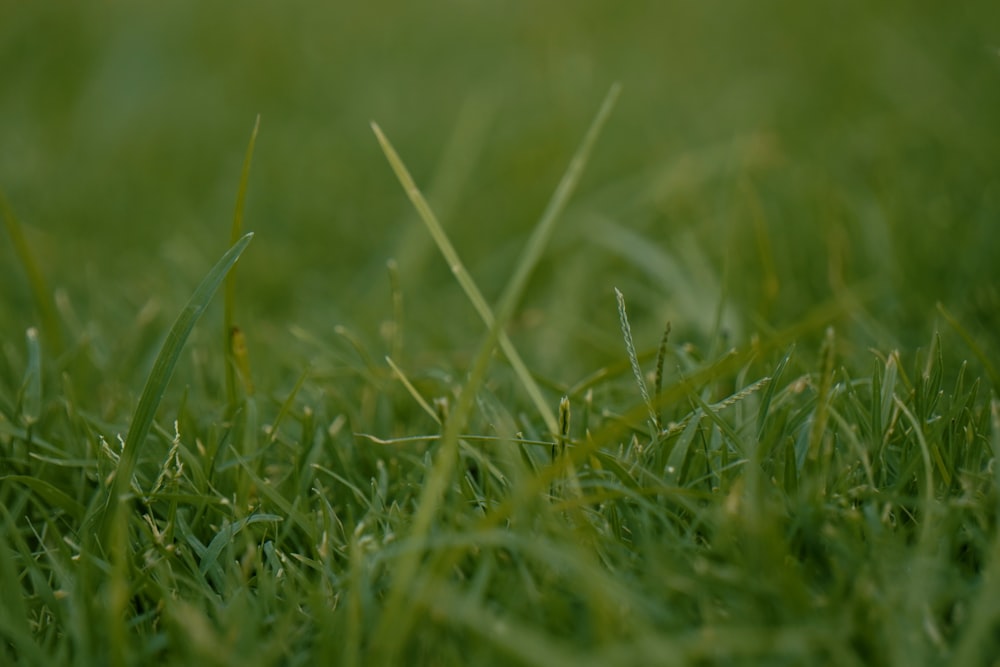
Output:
top-left (1, 25), bottom-right (998, 663)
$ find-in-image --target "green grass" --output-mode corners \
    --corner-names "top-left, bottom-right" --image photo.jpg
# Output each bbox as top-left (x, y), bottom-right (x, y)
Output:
top-left (3, 2), bottom-right (1000, 665)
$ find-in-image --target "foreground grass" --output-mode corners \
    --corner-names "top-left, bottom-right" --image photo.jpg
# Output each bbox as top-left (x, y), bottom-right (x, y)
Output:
top-left (2, 100), bottom-right (1000, 667)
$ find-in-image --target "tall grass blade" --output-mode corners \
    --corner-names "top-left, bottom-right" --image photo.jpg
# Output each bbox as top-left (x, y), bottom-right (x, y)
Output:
top-left (386, 356), bottom-right (440, 424)
top-left (92, 232), bottom-right (254, 541)
top-left (370, 122), bottom-right (558, 435)
top-left (370, 84), bottom-right (620, 665)
top-left (371, 83), bottom-right (621, 438)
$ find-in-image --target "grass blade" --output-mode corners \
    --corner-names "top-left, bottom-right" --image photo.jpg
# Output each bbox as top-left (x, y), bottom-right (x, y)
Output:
top-left (92, 232), bottom-right (254, 541)
top-left (386, 356), bottom-right (440, 424)
top-left (370, 83), bottom-right (621, 437)
top-left (370, 84), bottom-right (620, 664)
top-left (615, 287), bottom-right (658, 432)
top-left (370, 122), bottom-right (559, 435)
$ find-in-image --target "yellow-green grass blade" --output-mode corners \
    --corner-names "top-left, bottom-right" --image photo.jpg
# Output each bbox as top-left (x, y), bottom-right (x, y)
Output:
top-left (92, 232), bottom-right (254, 542)
top-left (370, 122), bottom-right (559, 436)
top-left (371, 83), bottom-right (621, 439)
top-left (1, 192), bottom-right (64, 354)
top-left (385, 356), bottom-right (440, 424)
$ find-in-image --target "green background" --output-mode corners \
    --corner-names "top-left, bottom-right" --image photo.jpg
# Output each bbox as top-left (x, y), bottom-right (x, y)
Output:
top-left (3, 1), bottom-right (999, 377)
top-left (3, 4), bottom-right (1000, 665)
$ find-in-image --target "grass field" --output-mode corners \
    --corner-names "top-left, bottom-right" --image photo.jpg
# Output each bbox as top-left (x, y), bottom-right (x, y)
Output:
top-left (3, 2), bottom-right (1000, 665)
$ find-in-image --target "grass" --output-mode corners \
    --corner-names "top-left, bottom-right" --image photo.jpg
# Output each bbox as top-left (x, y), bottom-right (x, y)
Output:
top-left (2, 2), bottom-right (1000, 665)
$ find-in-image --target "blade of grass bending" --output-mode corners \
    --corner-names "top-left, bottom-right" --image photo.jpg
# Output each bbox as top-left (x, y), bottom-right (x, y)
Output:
top-left (1, 192), bottom-right (64, 354)
top-left (370, 84), bottom-right (620, 665)
top-left (92, 233), bottom-right (254, 540)
top-left (224, 115), bottom-right (260, 408)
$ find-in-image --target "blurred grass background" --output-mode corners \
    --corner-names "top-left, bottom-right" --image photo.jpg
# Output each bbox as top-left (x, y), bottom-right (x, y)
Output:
top-left (2, 0), bottom-right (999, 382)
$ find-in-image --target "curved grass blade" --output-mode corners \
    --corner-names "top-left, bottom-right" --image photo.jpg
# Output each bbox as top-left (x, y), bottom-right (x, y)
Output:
top-left (92, 232), bottom-right (254, 540)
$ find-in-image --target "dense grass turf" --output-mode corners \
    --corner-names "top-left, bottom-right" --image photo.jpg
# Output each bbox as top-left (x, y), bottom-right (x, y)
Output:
top-left (2, 2), bottom-right (1000, 665)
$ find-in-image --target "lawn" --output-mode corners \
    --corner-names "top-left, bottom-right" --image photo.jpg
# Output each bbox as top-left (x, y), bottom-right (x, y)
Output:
top-left (2, 2), bottom-right (1000, 665)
